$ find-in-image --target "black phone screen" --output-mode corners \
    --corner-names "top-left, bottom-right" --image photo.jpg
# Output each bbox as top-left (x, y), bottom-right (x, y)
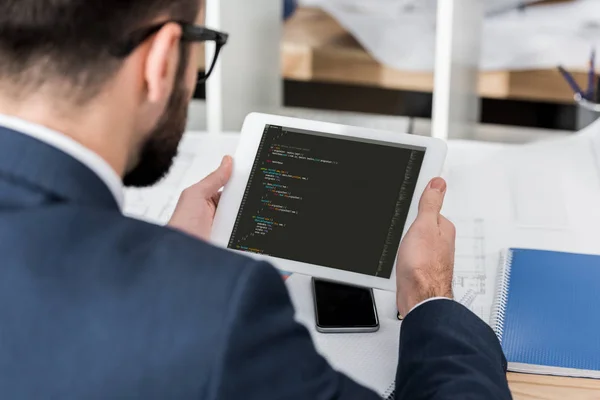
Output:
top-left (313, 279), bottom-right (378, 328)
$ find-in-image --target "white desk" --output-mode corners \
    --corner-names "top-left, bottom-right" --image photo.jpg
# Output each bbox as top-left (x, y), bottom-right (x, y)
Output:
top-left (124, 129), bottom-right (600, 399)
top-left (126, 131), bottom-right (600, 291)
top-left (126, 131), bottom-right (600, 317)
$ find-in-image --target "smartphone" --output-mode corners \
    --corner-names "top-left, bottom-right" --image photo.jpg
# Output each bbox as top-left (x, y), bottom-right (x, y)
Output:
top-left (312, 277), bottom-right (379, 333)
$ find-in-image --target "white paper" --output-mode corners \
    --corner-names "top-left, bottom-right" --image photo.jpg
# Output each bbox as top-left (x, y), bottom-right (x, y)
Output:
top-left (442, 122), bottom-right (600, 322)
top-left (450, 218), bottom-right (500, 324)
top-left (307, 0), bottom-right (600, 71)
top-left (508, 155), bottom-right (570, 229)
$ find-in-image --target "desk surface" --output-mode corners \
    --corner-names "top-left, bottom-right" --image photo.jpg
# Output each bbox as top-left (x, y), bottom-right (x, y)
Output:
top-left (128, 133), bottom-right (600, 399)
top-left (198, 7), bottom-right (587, 104)
top-left (509, 373), bottom-right (600, 399)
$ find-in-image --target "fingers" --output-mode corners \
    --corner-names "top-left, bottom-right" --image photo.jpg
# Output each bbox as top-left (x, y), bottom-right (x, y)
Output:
top-left (417, 177), bottom-right (447, 224)
top-left (185, 156), bottom-right (233, 198)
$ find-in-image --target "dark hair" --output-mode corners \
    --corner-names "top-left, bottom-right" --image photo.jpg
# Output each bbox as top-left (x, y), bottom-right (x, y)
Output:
top-left (0, 0), bottom-right (200, 101)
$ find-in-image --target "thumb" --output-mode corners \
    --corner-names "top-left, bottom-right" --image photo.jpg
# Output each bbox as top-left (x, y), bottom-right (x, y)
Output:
top-left (417, 177), bottom-right (447, 222)
top-left (195, 156), bottom-right (233, 196)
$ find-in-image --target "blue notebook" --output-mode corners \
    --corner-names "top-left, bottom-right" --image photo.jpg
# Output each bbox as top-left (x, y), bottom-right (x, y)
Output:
top-left (490, 248), bottom-right (600, 379)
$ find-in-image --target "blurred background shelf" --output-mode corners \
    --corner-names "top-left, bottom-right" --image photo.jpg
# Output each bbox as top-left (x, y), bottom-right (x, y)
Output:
top-left (198, 7), bottom-right (587, 104)
top-left (197, 6), bottom-right (586, 131)
top-left (282, 7), bottom-right (586, 104)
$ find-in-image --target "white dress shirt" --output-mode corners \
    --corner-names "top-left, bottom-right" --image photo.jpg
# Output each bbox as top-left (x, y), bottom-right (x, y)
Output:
top-left (0, 114), bottom-right (124, 209)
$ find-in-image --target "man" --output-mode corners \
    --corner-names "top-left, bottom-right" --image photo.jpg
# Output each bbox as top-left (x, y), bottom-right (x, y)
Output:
top-left (0, 0), bottom-right (512, 399)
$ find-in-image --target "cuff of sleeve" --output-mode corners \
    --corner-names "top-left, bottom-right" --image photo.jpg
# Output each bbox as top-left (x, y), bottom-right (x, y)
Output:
top-left (402, 297), bottom-right (454, 319)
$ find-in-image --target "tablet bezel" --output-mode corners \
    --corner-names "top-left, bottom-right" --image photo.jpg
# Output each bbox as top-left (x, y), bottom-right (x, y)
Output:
top-left (211, 113), bottom-right (447, 291)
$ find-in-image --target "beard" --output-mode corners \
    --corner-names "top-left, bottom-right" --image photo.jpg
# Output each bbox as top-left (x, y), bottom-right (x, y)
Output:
top-left (123, 62), bottom-right (190, 188)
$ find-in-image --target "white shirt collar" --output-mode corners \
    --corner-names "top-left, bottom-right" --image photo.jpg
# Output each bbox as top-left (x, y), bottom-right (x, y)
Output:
top-left (0, 114), bottom-right (124, 209)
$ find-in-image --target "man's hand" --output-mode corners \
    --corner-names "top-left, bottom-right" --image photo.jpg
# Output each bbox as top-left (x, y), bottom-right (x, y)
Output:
top-left (396, 177), bottom-right (456, 317)
top-left (168, 156), bottom-right (233, 241)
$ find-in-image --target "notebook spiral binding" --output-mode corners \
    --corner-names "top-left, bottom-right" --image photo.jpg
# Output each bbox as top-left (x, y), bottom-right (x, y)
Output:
top-left (383, 381), bottom-right (395, 399)
top-left (489, 249), bottom-right (513, 345)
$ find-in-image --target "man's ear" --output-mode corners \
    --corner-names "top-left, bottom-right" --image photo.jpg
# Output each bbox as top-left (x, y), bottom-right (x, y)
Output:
top-left (144, 22), bottom-right (182, 104)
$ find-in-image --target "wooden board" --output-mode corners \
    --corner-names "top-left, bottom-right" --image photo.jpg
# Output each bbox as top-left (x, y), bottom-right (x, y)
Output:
top-left (199, 7), bottom-right (588, 104)
top-left (509, 373), bottom-right (600, 400)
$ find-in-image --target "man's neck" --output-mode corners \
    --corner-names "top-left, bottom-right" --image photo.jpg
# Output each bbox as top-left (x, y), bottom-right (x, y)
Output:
top-left (0, 96), bottom-right (132, 178)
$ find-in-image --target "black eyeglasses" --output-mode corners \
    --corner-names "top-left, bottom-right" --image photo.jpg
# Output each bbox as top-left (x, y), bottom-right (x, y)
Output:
top-left (112, 21), bottom-right (229, 82)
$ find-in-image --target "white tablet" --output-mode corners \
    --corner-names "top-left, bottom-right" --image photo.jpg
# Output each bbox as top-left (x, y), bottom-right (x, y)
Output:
top-left (211, 113), bottom-right (447, 291)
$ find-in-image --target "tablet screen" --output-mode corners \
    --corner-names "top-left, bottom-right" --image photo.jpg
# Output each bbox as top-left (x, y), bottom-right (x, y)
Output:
top-left (227, 125), bottom-right (425, 279)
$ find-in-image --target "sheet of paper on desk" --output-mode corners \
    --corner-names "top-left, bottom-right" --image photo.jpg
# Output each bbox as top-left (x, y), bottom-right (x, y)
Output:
top-left (309, 0), bottom-right (600, 71)
top-left (442, 122), bottom-right (600, 324)
top-left (450, 218), bottom-right (500, 324)
top-left (509, 162), bottom-right (569, 229)
top-left (444, 129), bottom-right (600, 228)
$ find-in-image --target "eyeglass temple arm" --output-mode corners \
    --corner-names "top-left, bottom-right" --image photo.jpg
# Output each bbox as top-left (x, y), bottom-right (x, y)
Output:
top-left (182, 26), bottom-right (229, 45)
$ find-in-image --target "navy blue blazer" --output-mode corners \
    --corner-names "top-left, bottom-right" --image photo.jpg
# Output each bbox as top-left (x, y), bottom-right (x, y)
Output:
top-left (0, 127), bottom-right (512, 399)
